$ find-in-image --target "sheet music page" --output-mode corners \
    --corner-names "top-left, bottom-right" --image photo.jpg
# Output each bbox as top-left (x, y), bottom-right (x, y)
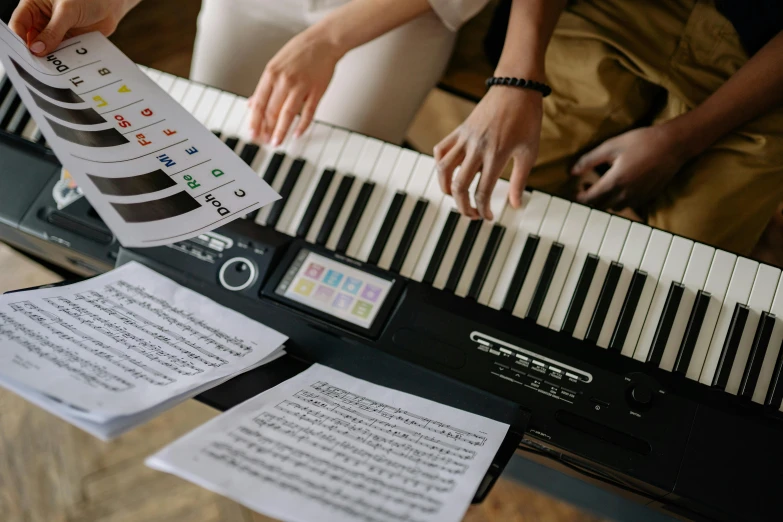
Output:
top-left (147, 364), bottom-right (509, 522)
top-left (0, 261), bottom-right (287, 419)
top-left (0, 21), bottom-right (279, 247)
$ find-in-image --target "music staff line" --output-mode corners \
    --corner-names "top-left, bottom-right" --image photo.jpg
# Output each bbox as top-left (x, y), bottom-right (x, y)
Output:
top-left (311, 381), bottom-right (488, 446)
top-left (253, 411), bottom-right (460, 489)
top-left (297, 387), bottom-right (483, 453)
top-left (273, 400), bottom-right (471, 473)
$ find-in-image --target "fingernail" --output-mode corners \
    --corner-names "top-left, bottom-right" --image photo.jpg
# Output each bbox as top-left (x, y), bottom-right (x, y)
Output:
top-left (271, 136), bottom-right (280, 146)
top-left (30, 41), bottom-right (45, 54)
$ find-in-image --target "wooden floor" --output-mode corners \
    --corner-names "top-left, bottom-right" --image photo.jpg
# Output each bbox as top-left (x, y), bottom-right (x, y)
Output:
top-left (0, 1), bottom-right (606, 521)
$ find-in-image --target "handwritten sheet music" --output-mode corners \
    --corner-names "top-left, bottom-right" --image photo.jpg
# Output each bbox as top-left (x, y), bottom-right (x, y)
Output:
top-left (0, 261), bottom-right (287, 438)
top-left (0, 21), bottom-right (279, 247)
top-left (147, 364), bottom-right (509, 522)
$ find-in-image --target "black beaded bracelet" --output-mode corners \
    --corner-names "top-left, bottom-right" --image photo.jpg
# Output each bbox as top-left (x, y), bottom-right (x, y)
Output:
top-left (485, 76), bottom-right (552, 97)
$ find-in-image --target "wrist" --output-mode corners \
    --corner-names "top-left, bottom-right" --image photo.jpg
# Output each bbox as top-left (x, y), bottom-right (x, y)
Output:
top-left (494, 57), bottom-right (546, 84)
top-left (661, 112), bottom-right (715, 162)
top-left (307, 19), bottom-right (352, 59)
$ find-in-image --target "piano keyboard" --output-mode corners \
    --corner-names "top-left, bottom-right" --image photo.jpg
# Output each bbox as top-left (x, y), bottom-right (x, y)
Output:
top-left (4, 63), bottom-right (783, 412)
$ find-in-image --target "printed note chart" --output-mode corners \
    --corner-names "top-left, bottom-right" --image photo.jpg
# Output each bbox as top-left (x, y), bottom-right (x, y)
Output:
top-left (0, 21), bottom-right (279, 247)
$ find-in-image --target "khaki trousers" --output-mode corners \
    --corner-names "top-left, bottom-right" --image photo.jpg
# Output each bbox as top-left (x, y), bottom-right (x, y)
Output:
top-left (190, 0), bottom-right (456, 144)
top-left (531, 0), bottom-right (783, 255)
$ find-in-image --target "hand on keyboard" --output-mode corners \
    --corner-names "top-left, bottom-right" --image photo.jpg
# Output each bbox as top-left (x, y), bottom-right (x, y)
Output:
top-left (248, 30), bottom-right (340, 147)
top-left (571, 125), bottom-right (690, 211)
top-left (9, 0), bottom-right (140, 57)
top-left (433, 87), bottom-right (543, 221)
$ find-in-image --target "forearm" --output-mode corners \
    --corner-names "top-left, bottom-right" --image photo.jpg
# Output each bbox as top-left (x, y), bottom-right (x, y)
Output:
top-left (308, 0), bottom-right (433, 57)
top-left (495, 0), bottom-right (567, 81)
top-left (667, 32), bottom-right (783, 157)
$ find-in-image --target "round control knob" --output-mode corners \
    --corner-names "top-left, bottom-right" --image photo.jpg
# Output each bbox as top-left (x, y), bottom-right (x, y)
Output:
top-left (627, 382), bottom-right (654, 407)
top-left (219, 257), bottom-right (257, 292)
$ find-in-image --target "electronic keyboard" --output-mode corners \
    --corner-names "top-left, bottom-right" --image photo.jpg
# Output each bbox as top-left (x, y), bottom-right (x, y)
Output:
top-left (2, 63), bottom-right (782, 522)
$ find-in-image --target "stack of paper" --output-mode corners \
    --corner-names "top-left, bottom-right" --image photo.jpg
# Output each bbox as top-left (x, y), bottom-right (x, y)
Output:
top-left (0, 261), bottom-right (287, 440)
top-left (148, 364), bottom-right (510, 522)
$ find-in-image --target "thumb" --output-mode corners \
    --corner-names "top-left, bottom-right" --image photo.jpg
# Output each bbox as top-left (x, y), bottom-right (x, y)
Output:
top-left (571, 140), bottom-right (618, 176)
top-left (29, 4), bottom-right (80, 56)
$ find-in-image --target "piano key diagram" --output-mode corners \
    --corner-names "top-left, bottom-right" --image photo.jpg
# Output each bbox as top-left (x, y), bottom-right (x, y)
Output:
top-left (0, 22), bottom-right (279, 247)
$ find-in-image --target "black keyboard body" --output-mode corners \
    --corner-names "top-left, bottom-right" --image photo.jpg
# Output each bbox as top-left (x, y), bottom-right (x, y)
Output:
top-left (2, 125), bottom-right (782, 522)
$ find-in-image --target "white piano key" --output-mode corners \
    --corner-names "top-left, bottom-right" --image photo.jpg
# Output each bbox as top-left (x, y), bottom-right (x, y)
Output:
top-left (411, 195), bottom-right (457, 283)
top-left (535, 204), bottom-right (590, 325)
top-left (378, 156), bottom-right (436, 270)
top-left (356, 148), bottom-right (418, 262)
top-left (658, 243), bottom-right (715, 370)
top-left (476, 193), bottom-right (530, 306)
top-left (318, 134), bottom-right (375, 247)
top-left (180, 83), bottom-right (205, 115)
top-left (276, 122), bottom-right (332, 234)
top-left (205, 91), bottom-right (236, 132)
top-left (168, 77), bottom-right (191, 103)
top-left (753, 276), bottom-right (783, 404)
top-left (20, 118), bottom-right (39, 141)
top-left (596, 223), bottom-right (652, 348)
top-left (454, 180), bottom-right (510, 297)
top-left (192, 87), bottom-right (221, 125)
top-left (154, 72), bottom-right (176, 93)
top-left (221, 97), bottom-right (249, 138)
top-left (633, 236), bottom-right (693, 361)
top-left (287, 127), bottom-right (349, 237)
top-left (5, 104), bottom-right (26, 133)
top-left (255, 122), bottom-right (303, 226)
top-left (432, 210), bottom-right (471, 290)
top-left (699, 257), bottom-right (759, 385)
top-left (489, 191), bottom-right (551, 310)
top-left (345, 144), bottom-right (401, 259)
top-left (549, 210), bottom-right (611, 330)
top-left (142, 67), bottom-right (162, 82)
top-left (725, 264), bottom-right (781, 395)
top-left (511, 197), bottom-right (571, 318)
top-left (685, 250), bottom-right (737, 379)
top-left (619, 229), bottom-right (673, 357)
top-left (400, 169), bottom-right (447, 279)
top-left (572, 216), bottom-right (631, 340)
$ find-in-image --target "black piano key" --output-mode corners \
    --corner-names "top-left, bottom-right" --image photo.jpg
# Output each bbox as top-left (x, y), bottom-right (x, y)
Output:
top-left (445, 219), bottom-right (483, 292)
top-left (739, 312), bottom-right (777, 399)
top-left (764, 338), bottom-right (783, 407)
top-left (674, 290), bottom-right (712, 374)
top-left (335, 180), bottom-right (374, 253)
top-left (297, 168), bottom-right (335, 238)
top-left (368, 191), bottom-right (407, 265)
top-left (561, 254), bottom-right (600, 335)
top-left (11, 109), bottom-right (31, 136)
top-left (0, 75), bottom-right (12, 107)
top-left (501, 235), bottom-right (541, 313)
top-left (390, 198), bottom-right (429, 274)
top-left (467, 224), bottom-right (505, 300)
top-left (646, 282), bottom-right (686, 365)
top-left (262, 152), bottom-right (285, 185)
top-left (224, 136), bottom-right (240, 152)
top-left (712, 303), bottom-right (750, 390)
top-left (585, 261), bottom-right (625, 343)
top-left (609, 269), bottom-right (648, 352)
top-left (212, 130), bottom-right (222, 139)
top-left (266, 158), bottom-right (305, 228)
top-left (239, 143), bottom-right (260, 165)
top-left (1, 90), bottom-right (22, 130)
top-left (317, 175), bottom-right (355, 246)
top-left (422, 211), bottom-right (461, 285)
top-left (36, 133), bottom-right (47, 146)
top-left (527, 242), bottom-right (564, 321)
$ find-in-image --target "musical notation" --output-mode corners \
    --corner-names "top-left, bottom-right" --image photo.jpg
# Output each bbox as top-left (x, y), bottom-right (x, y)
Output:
top-left (0, 261), bottom-right (287, 424)
top-left (147, 364), bottom-right (510, 522)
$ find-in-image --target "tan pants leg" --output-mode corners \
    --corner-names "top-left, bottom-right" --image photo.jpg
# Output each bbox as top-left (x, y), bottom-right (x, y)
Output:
top-left (646, 2), bottom-right (783, 255)
top-left (531, 0), bottom-right (783, 255)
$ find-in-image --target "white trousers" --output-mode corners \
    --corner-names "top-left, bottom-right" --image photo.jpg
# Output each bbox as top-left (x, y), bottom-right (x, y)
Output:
top-left (190, 0), bottom-right (456, 144)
